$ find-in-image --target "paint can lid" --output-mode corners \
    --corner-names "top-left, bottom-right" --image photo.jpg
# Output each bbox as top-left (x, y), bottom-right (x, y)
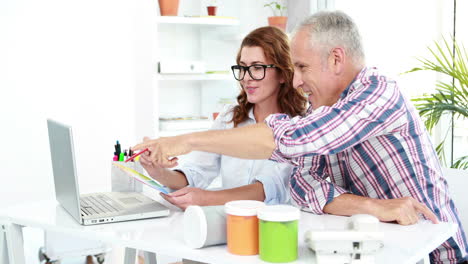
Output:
top-left (225, 200), bottom-right (265, 216)
top-left (257, 205), bottom-right (300, 222)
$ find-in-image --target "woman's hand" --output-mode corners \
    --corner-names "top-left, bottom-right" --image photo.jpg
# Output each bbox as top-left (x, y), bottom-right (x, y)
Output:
top-left (160, 187), bottom-right (212, 210)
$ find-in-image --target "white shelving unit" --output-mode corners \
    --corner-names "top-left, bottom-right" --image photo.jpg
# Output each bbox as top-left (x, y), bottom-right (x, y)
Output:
top-left (156, 16), bottom-right (240, 26)
top-left (154, 14), bottom-right (240, 137)
top-left (156, 73), bottom-right (232, 81)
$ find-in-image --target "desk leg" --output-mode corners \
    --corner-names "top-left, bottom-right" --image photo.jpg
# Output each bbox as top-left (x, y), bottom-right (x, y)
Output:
top-left (1, 224), bottom-right (9, 264)
top-left (124, 247), bottom-right (137, 264)
top-left (3, 223), bottom-right (25, 264)
top-left (143, 251), bottom-right (157, 264)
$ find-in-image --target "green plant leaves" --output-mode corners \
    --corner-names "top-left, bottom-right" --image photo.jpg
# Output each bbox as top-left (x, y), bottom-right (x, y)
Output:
top-left (264, 1), bottom-right (286, 16)
top-left (407, 37), bottom-right (468, 169)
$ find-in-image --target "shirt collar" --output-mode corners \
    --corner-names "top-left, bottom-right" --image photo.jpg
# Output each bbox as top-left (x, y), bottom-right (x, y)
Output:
top-left (339, 66), bottom-right (370, 101)
top-left (248, 106), bottom-right (256, 122)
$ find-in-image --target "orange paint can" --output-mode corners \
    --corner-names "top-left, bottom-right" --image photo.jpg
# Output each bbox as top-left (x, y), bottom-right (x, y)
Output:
top-left (225, 200), bottom-right (265, 255)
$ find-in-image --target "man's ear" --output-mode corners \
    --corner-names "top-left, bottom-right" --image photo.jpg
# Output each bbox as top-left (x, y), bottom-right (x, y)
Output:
top-left (329, 47), bottom-right (346, 75)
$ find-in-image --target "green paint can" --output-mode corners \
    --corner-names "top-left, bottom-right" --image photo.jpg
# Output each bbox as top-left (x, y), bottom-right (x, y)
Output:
top-left (258, 205), bottom-right (300, 263)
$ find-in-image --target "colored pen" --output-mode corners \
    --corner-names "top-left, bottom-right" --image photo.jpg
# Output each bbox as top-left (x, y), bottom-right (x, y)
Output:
top-left (125, 148), bottom-right (149, 162)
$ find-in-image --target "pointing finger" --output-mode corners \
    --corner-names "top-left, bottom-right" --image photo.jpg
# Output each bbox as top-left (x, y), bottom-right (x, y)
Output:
top-left (132, 142), bottom-right (151, 152)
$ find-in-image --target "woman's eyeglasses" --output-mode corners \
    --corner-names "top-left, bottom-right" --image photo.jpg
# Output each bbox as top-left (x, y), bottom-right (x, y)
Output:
top-left (231, 64), bottom-right (277, 81)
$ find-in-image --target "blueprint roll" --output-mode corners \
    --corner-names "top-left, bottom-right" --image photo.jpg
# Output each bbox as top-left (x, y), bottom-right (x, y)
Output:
top-left (183, 205), bottom-right (226, 248)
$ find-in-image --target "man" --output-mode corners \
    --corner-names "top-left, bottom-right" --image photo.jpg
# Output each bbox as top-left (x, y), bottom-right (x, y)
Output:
top-left (134, 11), bottom-right (467, 262)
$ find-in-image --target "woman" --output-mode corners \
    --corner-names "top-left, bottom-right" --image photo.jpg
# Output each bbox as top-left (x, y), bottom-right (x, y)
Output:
top-left (139, 26), bottom-right (307, 209)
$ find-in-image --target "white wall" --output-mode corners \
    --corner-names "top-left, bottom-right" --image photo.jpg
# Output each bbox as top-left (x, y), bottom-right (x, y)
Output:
top-left (0, 0), bottom-right (274, 208)
top-left (0, 0), bottom-right (149, 206)
top-left (334, 0), bottom-right (451, 99)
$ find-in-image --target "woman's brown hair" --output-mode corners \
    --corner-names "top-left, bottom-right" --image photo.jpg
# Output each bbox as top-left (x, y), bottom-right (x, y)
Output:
top-left (230, 26), bottom-right (307, 127)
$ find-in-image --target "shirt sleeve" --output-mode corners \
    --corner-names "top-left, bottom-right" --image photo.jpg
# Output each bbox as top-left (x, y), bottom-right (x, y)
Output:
top-left (265, 78), bottom-right (407, 162)
top-left (175, 105), bottom-right (232, 189)
top-left (253, 161), bottom-right (293, 205)
top-left (176, 150), bottom-right (221, 189)
top-left (293, 157), bottom-right (350, 214)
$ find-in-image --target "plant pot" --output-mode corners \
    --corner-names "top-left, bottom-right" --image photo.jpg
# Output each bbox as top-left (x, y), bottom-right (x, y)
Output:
top-left (268, 16), bottom-right (287, 31)
top-left (207, 6), bottom-right (217, 16)
top-left (158, 0), bottom-right (180, 16)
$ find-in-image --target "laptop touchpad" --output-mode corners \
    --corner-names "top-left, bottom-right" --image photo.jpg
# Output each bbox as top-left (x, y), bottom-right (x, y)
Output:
top-left (119, 197), bottom-right (142, 205)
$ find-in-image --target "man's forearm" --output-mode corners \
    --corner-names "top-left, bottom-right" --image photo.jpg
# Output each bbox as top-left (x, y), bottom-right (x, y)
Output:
top-left (323, 193), bottom-right (439, 225)
top-left (323, 193), bottom-right (375, 216)
top-left (186, 123), bottom-right (276, 160)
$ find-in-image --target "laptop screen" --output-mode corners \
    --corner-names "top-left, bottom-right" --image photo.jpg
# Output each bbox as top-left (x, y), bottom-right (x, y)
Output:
top-left (47, 119), bottom-right (82, 222)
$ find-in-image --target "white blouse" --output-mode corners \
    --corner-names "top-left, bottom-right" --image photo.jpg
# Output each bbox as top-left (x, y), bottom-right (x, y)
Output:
top-left (176, 104), bottom-right (293, 204)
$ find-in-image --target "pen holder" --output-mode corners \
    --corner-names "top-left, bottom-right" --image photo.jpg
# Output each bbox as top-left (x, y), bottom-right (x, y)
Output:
top-left (111, 161), bottom-right (144, 192)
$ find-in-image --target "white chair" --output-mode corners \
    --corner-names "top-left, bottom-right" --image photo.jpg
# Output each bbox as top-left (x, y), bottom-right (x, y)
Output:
top-left (441, 167), bottom-right (468, 231)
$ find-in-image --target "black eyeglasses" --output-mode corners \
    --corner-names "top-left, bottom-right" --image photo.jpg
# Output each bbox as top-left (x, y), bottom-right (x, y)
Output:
top-left (231, 64), bottom-right (277, 81)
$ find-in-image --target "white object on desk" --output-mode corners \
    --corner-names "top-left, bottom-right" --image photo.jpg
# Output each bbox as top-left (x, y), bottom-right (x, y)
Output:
top-left (183, 205), bottom-right (226, 249)
top-left (305, 214), bottom-right (383, 264)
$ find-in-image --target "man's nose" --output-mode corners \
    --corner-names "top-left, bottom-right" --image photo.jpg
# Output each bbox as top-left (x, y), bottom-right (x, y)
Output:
top-left (293, 72), bottom-right (303, 89)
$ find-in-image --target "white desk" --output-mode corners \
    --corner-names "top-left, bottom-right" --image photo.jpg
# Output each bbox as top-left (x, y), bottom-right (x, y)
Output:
top-left (0, 199), bottom-right (457, 264)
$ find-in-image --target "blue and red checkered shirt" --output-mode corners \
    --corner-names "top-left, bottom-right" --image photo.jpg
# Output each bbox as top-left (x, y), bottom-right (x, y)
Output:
top-left (265, 67), bottom-right (467, 263)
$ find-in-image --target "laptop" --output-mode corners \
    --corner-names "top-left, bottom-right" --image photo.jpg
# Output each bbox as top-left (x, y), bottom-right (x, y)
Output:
top-left (47, 119), bottom-right (170, 225)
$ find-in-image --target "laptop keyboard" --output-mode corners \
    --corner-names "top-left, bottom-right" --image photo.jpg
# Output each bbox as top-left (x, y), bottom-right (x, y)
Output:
top-left (80, 194), bottom-right (125, 216)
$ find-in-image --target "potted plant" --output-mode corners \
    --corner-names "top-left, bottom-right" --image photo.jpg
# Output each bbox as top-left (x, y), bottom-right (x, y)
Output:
top-left (158, 0), bottom-right (180, 16)
top-left (264, 1), bottom-right (287, 31)
top-left (406, 37), bottom-right (468, 169)
top-left (207, 0), bottom-right (217, 16)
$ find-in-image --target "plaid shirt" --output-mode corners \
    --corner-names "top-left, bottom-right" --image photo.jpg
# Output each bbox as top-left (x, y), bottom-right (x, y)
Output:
top-left (265, 67), bottom-right (467, 263)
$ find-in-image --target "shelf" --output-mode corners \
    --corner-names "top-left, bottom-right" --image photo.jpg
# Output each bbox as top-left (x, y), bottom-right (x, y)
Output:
top-left (158, 119), bottom-right (212, 137)
top-left (159, 119), bottom-right (212, 131)
top-left (156, 16), bottom-right (239, 26)
top-left (156, 73), bottom-right (233, 81)
top-left (159, 128), bottom-right (210, 137)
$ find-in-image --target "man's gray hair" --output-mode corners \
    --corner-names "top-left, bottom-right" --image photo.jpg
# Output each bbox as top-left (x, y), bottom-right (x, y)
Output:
top-left (296, 10), bottom-right (365, 66)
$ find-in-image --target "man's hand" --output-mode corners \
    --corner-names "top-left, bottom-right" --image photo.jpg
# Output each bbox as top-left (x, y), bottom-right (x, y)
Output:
top-left (160, 187), bottom-right (211, 210)
top-left (371, 197), bottom-right (439, 225)
top-left (132, 135), bottom-right (193, 168)
top-left (138, 137), bottom-right (162, 177)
